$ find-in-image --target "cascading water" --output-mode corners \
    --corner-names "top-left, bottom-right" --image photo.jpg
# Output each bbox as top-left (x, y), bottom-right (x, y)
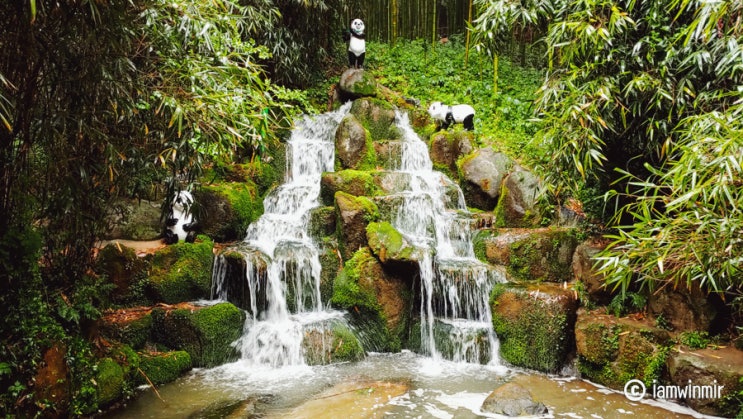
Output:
top-left (390, 111), bottom-right (504, 365)
top-left (212, 102), bottom-right (353, 368)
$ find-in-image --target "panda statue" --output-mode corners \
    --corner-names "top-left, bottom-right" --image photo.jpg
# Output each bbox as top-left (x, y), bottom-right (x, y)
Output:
top-left (427, 101), bottom-right (475, 131)
top-left (163, 190), bottom-right (197, 244)
top-left (344, 18), bottom-right (366, 69)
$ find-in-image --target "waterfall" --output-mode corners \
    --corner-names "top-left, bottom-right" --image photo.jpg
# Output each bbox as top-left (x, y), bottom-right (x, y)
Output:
top-left (212, 102), bottom-right (352, 368)
top-left (391, 111), bottom-right (503, 365)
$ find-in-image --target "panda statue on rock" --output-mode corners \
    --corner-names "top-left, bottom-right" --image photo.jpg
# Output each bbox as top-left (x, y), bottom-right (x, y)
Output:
top-left (427, 101), bottom-right (475, 131)
top-left (344, 18), bottom-right (366, 69)
top-left (163, 190), bottom-right (197, 244)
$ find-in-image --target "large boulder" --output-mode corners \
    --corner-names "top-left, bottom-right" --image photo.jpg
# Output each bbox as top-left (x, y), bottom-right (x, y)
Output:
top-left (574, 308), bottom-right (671, 388)
top-left (331, 247), bottom-right (413, 352)
top-left (338, 69), bottom-right (378, 100)
top-left (571, 240), bottom-right (613, 305)
top-left (667, 347), bottom-right (743, 417)
top-left (210, 246), bottom-right (268, 315)
top-left (151, 302), bottom-right (245, 368)
top-left (147, 237), bottom-right (214, 304)
top-left (334, 191), bottom-right (379, 260)
top-left (473, 227), bottom-right (578, 283)
top-left (647, 285), bottom-right (718, 333)
top-left (193, 182), bottom-right (263, 242)
top-left (137, 351), bottom-right (192, 386)
top-left (491, 283), bottom-right (578, 373)
top-left (495, 166), bottom-right (541, 228)
top-left (302, 320), bottom-right (365, 365)
top-left (366, 221), bottom-right (421, 264)
top-left (458, 148), bottom-right (512, 211)
top-left (321, 170), bottom-right (380, 205)
top-left (104, 198), bottom-right (162, 241)
top-left (334, 115), bottom-right (373, 170)
top-left (349, 98), bottom-right (398, 141)
top-left (429, 131), bottom-right (473, 179)
top-left (95, 243), bottom-right (149, 306)
top-left (481, 382), bottom-right (548, 417)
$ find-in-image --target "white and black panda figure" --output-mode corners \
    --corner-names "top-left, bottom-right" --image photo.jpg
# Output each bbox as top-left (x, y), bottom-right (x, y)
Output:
top-left (427, 101), bottom-right (476, 131)
top-left (344, 18), bottom-right (366, 69)
top-left (163, 190), bottom-right (197, 244)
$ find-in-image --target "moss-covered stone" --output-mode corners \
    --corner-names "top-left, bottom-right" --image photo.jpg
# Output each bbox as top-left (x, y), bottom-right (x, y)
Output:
top-left (335, 191), bottom-right (380, 260)
top-left (330, 247), bottom-right (411, 352)
top-left (211, 246), bottom-right (269, 315)
top-left (100, 310), bottom-right (153, 349)
top-left (302, 321), bottom-right (365, 365)
top-left (151, 302), bottom-right (245, 367)
top-left (193, 182), bottom-right (263, 242)
top-left (429, 131), bottom-right (473, 180)
top-left (575, 309), bottom-right (672, 389)
top-left (338, 69), bottom-right (379, 99)
top-left (96, 243), bottom-right (149, 306)
top-left (321, 170), bottom-right (380, 206)
top-left (490, 283), bottom-right (578, 373)
top-left (137, 351), bottom-right (192, 386)
top-left (494, 168), bottom-right (542, 228)
top-left (366, 221), bottom-right (420, 264)
top-left (474, 228), bottom-right (578, 283)
top-left (350, 98), bottom-right (399, 142)
top-left (95, 358), bottom-right (124, 408)
top-left (309, 206), bottom-right (337, 240)
top-left (148, 237), bottom-right (214, 304)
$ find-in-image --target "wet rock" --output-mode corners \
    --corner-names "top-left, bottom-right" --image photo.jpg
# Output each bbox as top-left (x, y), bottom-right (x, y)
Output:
top-left (574, 308), bottom-right (671, 388)
top-left (335, 115), bottom-right (370, 170)
top-left (349, 97), bottom-right (398, 142)
top-left (495, 166), bottom-right (542, 228)
top-left (320, 170), bottom-right (379, 205)
top-left (309, 206), bottom-right (337, 239)
top-left (571, 240), bottom-right (613, 305)
top-left (366, 221), bottom-right (421, 264)
top-left (331, 247), bottom-right (412, 352)
top-left (302, 320), bottom-right (365, 365)
top-left (481, 382), bottom-right (548, 416)
top-left (458, 148), bottom-right (512, 211)
top-left (281, 379), bottom-right (409, 418)
top-left (211, 246), bottom-right (269, 315)
top-left (138, 350), bottom-right (192, 386)
top-left (187, 396), bottom-right (269, 419)
top-left (491, 283), bottom-right (578, 373)
top-left (667, 346), bottom-right (743, 417)
top-left (373, 140), bottom-right (404, 169)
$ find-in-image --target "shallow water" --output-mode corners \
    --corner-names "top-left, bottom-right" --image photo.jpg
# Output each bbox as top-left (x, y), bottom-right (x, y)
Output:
top-left (110, 351), bottom-right (717, 418)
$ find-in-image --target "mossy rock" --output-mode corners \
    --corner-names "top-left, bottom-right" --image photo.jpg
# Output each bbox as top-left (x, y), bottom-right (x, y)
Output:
top-left (95, 358), bottom-right (125, 408)
top-left (148, 237), bottom-right (214, 304)
top-left (302, 321), bottom-right (365, 365)
top-left (335, 191), bottom-right (380, 260)
top-left (330, 247), bottom-right (411, 352)
top-left (339, 69), bottom-right (378, 99)
top-left (494, 167), bottom-right (542, 228)
top-left (100, 309), bottom-right (153, 349)
top-left (96, 243), bottom-right (149, 306)
top-left (349, 97), bottom-right (399, 142)
top-left (475, 228), bottom-right (578, 283)
top-left (211, 246), bottom-right (269, 315)
top-left (334, 115), bottom-right (378, 170)
top-left (490, 282), bottom-right (578, 373)
top-left (320, 170), bottom-right (381, 206)
top-left (105, 198), bottom-right (163, 241)
top-left (309, 206), bottom-right (337, 240)
top-left (193, 182), bottom-right (262, 242)
top-left (575, 309), bottom-right (672, 389)
top-left (203, 160), bottom-right (280, 196)
top-left (151, 302), bottom-right (245, 367)
top-left (366, 221), bottom-right (421, 264)
top-left (137, 351), bottom-right (192, 386)
top-left (429, 131), bottom-right (473, 180)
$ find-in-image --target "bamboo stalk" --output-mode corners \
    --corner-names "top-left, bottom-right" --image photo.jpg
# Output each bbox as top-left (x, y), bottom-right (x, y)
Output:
top-left (464, 0), bottom-right (472, 69)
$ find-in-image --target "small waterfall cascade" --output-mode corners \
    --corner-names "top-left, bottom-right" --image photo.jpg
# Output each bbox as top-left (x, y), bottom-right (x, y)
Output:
top-left (391, 111), bottom-right (504, 365)
top-left (211, 102), bottom-right (353, 368)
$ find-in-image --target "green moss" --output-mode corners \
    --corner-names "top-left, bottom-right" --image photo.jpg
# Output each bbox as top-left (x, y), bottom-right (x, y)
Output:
top-left (321, 170), bottom-right (381, 205)
top-left (95, 358), bottom-right (124, 408)
top-left (195, 182), bottom-right (263, 241)
top-left (490, 283), bottom-right (576, 373)
top-left (472, 229), bottom-right (498, 263)
top-left (330, 325), bottom-right (365, 362)
top-left (330, 248), bottom-right (396, 352)
top-left (505, 229), bottom-right (578, 282)
top-left (148, 237), bottom-right (214, 303)
top-left (110, 314), bottom-right (152, 349)
top-left (137, 351), bottom-right (192, 386)
top-left (350, 98), bottom-right (398, 141)
top-left (150, 302), bottom-right (245, 367)
top-left (366, 221), bottom-right (417, 262)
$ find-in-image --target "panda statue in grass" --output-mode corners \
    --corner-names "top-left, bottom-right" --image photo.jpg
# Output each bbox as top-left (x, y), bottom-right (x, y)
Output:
top-left (344, 18), bottom-right (366, 69)
top-left (427, 101), bottom-right (475, 131)
top-left (163, 190), bottom-right (197, 244)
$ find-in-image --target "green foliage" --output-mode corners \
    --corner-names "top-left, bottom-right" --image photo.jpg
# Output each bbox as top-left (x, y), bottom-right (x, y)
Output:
top-left (360, 38), bottom-right (542, 158)
top-left (606, 292), bottom-right (647, 317)
top-left (678, 331), bottom-right (711, 350)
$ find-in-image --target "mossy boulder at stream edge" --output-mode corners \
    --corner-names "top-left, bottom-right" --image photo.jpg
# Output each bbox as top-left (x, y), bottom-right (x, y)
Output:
top-left (147, 237), bottom-right (214, 304)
